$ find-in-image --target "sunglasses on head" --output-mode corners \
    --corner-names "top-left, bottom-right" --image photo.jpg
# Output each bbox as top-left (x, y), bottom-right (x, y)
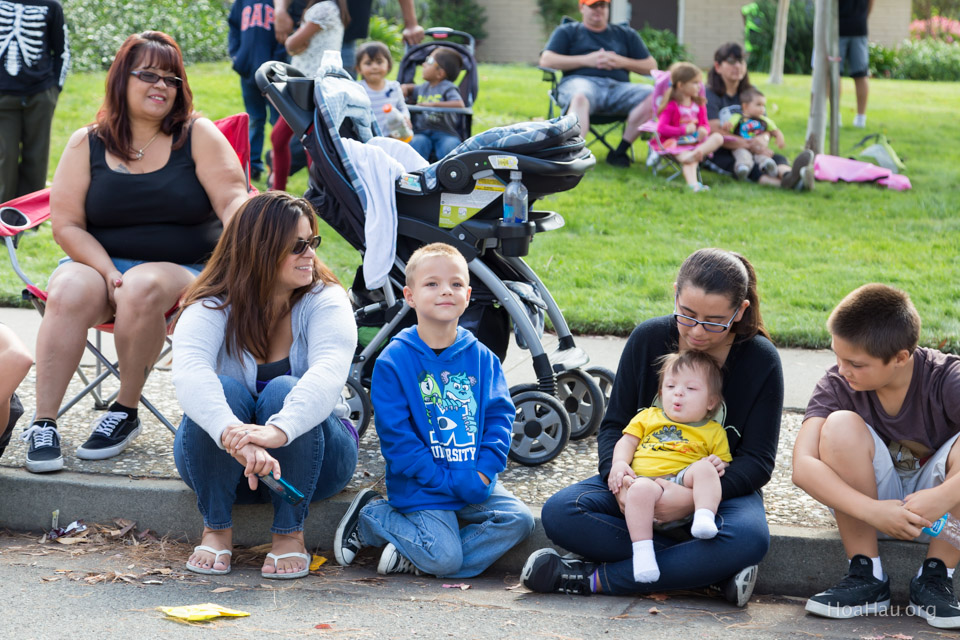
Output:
top-left (291, 235), bottom-right (321, 255)
top-left (130, 69), bottom-right (183, 89)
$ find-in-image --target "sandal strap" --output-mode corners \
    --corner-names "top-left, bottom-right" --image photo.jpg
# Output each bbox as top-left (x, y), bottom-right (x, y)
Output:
top-left (265, 551), bottom-right (310, 565)
top-left (193, 544), bottom-right (232, 560)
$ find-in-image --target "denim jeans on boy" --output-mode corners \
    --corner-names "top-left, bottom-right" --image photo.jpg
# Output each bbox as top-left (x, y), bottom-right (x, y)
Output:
top-left (174, 375), bottom-right (358, 534)
top-left (541, 475), bottom-right (769, 595)
top-left (357, 482), bottom-right (534, 578)
top-left (411, 129), bottom-right (461, 163)
top-left (240, 74), bottom-right (278, 173)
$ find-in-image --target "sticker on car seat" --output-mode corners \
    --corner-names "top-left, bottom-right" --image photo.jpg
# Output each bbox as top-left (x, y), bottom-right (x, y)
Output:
top-left (397, 174), bottom-right (421, 192)
top-left (490, 155), bottom-right (519, 170)
top-left (439, 177), bottom-right (504, 228)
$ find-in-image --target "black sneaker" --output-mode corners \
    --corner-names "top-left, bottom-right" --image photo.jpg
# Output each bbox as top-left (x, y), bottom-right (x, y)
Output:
top-left (22, 420), bottom-right (63, 473)
top-left (521, 548), bottom-right (594, 595)
top-left (334, 488), bottom-right (381, 565)
top-left (606, 151), bottom-right (632, 168)
top-left (910, 558), bottom-right (960, 628)
top-left (75, 411), bottom-right (141, 460)
top-left (723, 564), bottom-right (758, 608)
top-left (781, 149), bottom-right (815, 190)
top-left (805, 555), bottom-right (890, 618)
top-left (377, 543), bottom-right (422, 575)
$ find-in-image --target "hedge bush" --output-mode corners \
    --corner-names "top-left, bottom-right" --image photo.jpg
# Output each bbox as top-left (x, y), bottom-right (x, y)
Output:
top-left (66, 0), bottom-right (229, 72)
top-left (639, 24), bottom-right (689, 68)
top-left (742, 0), bottom-right (815, 74)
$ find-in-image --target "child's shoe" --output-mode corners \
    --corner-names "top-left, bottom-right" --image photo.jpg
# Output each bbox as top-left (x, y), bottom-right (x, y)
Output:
top-left (760, 157), bottom-right (779, 176)
top-left (735, 163), bottom-right (751, 180)
top-left (689, 182), bottom-right (710, 193)
top-left (853, 113), bottom-right (867, 128)
top-left (909, 558), bottom-right (960, 628)
top-left (377, 543), bottom-right (422, 575)
top-left (805, 555), bottom-right (890, 618)
top-left (521, 548), bottom-right (594, 595)
top-left (334, 488), bottom-right (381, 565)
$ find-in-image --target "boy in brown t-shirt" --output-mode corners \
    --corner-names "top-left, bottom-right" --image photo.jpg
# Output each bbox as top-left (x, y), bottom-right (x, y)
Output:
top-left (793, 284), bottom-right (960, 628)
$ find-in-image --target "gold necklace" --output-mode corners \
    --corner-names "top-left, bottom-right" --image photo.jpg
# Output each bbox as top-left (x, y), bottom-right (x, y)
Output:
top-left (134, 131), bottom-right (161, 160)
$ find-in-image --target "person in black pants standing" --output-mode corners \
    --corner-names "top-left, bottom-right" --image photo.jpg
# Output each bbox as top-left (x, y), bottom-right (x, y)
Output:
top-left (0, 0), bottom-right (69, 203)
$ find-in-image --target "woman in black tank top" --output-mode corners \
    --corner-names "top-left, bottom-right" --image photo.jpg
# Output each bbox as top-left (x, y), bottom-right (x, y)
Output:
top-left (22, 32), bottom-right (249, 475)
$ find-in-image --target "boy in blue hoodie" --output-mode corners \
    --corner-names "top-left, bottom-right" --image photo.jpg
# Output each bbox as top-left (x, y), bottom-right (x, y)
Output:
top-left (334, 243), bottom-right (534, 577)
top-left (228, 0), bottom-right (288, 181)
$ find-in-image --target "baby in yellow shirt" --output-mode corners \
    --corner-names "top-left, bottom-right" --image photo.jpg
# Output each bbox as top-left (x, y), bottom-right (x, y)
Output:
top-left (608, 350), bottom-right (731, 583)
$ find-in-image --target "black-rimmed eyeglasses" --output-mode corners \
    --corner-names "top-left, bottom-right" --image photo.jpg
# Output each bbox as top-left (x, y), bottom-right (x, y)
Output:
top-left (291, 236), bottom-right (321, 255)
top-left (673, 295), bottom-right (738, 333)
top-left (130, 70), bottom-right (183, 89)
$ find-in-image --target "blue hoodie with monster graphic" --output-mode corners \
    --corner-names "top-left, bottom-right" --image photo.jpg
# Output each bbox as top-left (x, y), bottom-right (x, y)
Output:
top-left (371, 326), bottom-right (514, 513)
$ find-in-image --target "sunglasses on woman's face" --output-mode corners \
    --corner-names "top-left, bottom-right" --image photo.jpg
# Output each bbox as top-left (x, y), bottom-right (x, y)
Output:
top-left (291, 235), bottom-right (321, 255)
top-left (130, 69), bottom-right (183, 89)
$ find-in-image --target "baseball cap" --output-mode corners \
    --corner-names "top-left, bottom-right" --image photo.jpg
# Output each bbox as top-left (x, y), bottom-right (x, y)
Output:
top-left (581, 0), bottom-right (610, 6)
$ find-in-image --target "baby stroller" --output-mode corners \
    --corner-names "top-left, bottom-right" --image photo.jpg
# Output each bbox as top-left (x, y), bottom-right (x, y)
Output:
top-left (396, 27), bottom-right (477, 142)
top-left (256, 60), bottom-right (606, 466)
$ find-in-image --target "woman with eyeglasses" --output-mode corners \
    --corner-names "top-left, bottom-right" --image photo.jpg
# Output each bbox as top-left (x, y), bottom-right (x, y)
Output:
top-left (23, 31), bottom-right (249, 474)
top-left (172, 191), bottom-right (358, 579)
top-left (522, 248), bottom-right (784, 606)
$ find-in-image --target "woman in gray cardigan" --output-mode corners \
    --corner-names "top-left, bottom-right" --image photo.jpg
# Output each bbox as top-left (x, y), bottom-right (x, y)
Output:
top-left (172, 192), bottom-right (358, 579)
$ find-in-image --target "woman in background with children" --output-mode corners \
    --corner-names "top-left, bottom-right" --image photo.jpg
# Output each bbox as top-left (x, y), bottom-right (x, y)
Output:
top-left (172, 191), bottom-right (358, 580)
top-left (523, 248), bottom-right (784, 607)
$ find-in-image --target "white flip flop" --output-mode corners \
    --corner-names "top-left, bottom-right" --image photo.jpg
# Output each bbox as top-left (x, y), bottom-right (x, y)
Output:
top-left (186, 545), bottom-right (232, 575)
top-left (262, 551), bottom-right (311, 580)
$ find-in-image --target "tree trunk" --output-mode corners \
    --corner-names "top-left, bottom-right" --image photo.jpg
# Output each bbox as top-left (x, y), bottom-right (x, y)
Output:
top-left (769, 0), bottom-right (790, 84)
top-left (806, 0), bottom-right (829, 153)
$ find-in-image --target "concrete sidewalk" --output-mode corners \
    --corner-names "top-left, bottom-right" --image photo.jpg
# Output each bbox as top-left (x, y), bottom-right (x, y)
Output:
top-left (0, 306), bottom-right (937, 602)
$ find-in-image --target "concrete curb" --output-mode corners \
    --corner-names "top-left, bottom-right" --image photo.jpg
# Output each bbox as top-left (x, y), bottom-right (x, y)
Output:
top-left (0, 469), bottom-right (940, 601)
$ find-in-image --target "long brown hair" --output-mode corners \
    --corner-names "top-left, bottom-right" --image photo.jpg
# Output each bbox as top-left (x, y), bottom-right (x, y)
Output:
top-left (658, 61), bottom-right (705, 115)
top-left (305, 0), bottom-right (351, 27)
top-left (675, 248), bottom-right (770, 341)
top-left (95, 31), bottom-right (194, 161)
top-left (706, 42), bottom-right (753, 98)
top-left (179, 192), bottom-right (342, 361)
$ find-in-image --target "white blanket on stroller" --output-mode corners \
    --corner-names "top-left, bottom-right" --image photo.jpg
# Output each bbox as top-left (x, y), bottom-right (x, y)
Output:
top-left (341, 137), bottom-right (428, 289)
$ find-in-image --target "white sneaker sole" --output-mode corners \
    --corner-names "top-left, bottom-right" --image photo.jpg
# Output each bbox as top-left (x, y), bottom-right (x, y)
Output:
top-left (75, 425), bottom-right (141, 460)
top-left (911, 598), bottom-right (960, 629)
top-left (805, 597), bottom-right (890, 618)
top-left (25, 455), bottom-right (64, 473)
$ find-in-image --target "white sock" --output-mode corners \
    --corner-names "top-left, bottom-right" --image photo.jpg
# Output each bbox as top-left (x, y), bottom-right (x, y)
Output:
top-left (632, 540), bottom-right (660, 583)
top-left (853, 113), bottom-right (867, 128)
top-left (691, 508), bottom-right (718, 539)
top-left (853, 556), bottom-right (884, 581)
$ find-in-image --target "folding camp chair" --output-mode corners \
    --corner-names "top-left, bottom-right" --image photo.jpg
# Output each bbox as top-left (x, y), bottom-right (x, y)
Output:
top-left (637, 70), bottom-right (705, 184)
top-left (0, 113), bottom-right (254, 434)
top-left (539, 18), bottom-right (647, 158)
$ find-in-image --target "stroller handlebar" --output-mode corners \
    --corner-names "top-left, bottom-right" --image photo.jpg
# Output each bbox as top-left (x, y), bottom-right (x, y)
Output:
top-left (255, 60), bottom-right (305, 94)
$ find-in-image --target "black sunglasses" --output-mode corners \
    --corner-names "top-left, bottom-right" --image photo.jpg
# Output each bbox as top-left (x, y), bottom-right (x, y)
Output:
top-left (130, 70), bottom-right (183, 89)
top-left (291, 235), bottom-right (321, 255)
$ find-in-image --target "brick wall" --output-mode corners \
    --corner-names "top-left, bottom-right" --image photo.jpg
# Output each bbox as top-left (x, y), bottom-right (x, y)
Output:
top-left (681, 0), bottom-right (748, 68)
top-left (475, 0), bottom-right (546, 64)
top-left (868, 0), bottom-right (910, 47)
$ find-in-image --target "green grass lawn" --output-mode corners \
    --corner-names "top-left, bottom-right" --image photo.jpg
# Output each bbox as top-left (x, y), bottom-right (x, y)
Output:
top-left (4, 62), bottom-right (958, 351)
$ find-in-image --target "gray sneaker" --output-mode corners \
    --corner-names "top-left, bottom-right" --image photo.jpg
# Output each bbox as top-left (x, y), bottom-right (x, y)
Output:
top-left (723, 565), bottom-right (758, 607)
top-left (377, 543), bottom-right (422, 575)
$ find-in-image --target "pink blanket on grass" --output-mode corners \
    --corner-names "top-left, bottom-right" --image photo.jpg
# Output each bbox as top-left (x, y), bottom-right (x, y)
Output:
top-left (814, 154), bottom-right (912, 191)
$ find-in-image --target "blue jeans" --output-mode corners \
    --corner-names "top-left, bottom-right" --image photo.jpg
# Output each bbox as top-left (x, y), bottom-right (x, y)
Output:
top-left (541, 475), bottom-right (769, 595)
top-left (411, 130), bottom-right (461, 162)
top-left (174, 375), bottom-right (358, 534)
top-left (357, 482), bottom-right (534, 578)
top-left (240, 74), bottom-right (278, 173)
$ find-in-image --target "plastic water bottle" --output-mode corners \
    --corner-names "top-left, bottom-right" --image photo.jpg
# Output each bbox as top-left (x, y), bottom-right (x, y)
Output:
top-left (318, 49), bottom-right (343, 76)
top-left (923, 513), bottom-right (960, 549)
top-left (502, 171), bottom-right (528, 224)
top-left (382, 104), bottom-right (412, 142)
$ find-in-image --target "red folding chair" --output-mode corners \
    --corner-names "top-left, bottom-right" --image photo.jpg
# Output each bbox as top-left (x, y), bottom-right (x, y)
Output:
top-left (0, 113), bottom-right (254, 434)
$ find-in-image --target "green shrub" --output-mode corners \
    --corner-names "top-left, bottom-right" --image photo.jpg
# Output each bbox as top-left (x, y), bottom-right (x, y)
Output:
top-left (65, 0), bottom-right (230, 72)
top-left (893, 38), bottom-right (960, 80)
top-left (742, 0), bottom-right (815, 74)
top-left (538, 0), bottom-right (580, 35)
top-left (638, 24), bottom-right (689, 68)
top-left (422, 0), bottom-right (487, 42)
top-left (366, 15), bottom-right (405, 62)
top-left (868, 41), bottom-right (901, 78)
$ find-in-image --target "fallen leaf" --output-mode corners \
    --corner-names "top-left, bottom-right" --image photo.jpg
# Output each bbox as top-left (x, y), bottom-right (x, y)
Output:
top-left (648, 607), bottom-right (660, 615)
top-left (40, 576), bottom-right (61, 582)
top-left (644, 592), bottom-right (669, 602)
top-left (55, 537), bottom-right (91, 545)
top-left (887, 635), bottom-right (913, 640)
top-left (211, 587), bottom-right (234, 594)
top-left (504, 582), bottom-right (522, 591)
top-left (143, 580), bottom-right (163, 585)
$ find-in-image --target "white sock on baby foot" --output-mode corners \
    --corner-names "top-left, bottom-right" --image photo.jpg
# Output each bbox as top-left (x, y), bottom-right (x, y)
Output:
top-left (632, 539), bottom-right (660, 583)
top-left (691, 508), bottom-right (718, 539)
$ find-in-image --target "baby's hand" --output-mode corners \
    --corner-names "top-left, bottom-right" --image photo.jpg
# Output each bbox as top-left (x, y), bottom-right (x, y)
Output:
top-left (608, 461), bottom-right (635, 493)
top-left (706, 454), bottom-right (729, 477)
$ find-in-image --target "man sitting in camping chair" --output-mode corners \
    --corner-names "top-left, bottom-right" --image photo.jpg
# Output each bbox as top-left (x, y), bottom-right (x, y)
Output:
top-left (540, 0), bottom-right (657, 168)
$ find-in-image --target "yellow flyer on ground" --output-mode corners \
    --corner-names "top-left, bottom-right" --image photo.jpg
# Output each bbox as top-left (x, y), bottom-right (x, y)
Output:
top-left (159, 603), bottom-right (250, 621)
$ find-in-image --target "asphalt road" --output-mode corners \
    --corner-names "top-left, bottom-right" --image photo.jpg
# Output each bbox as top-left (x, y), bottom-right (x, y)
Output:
top-left (0, 532), bottom-right (950, 639)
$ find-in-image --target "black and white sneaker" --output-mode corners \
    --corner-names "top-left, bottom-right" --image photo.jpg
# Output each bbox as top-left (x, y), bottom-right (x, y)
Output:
top-left (781, 149), bottom-right (815, 190)
top-left (910, 558), bottom-right (960, 628)
top-left (521, 548), bottom-right (594, 595)
top-left (22, 421), bottom-right (64, 473)
top-left (805, 555), bottom-right (891, 618)
top-left (377, 543), bottom-right (422, 575)
top-left (723, 564), bottom-right (758, 608)
top-left (334, 488), bottom-right (381, 565)
top-left (75, 411), bottom-right (141, 460)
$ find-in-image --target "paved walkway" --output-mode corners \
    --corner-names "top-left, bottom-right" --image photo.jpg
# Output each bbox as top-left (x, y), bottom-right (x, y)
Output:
top-left (0, 307), bottom-right (940, 601)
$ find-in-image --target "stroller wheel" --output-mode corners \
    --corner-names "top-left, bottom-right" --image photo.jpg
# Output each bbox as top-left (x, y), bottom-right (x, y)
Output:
top-left (508, 391), bottom-right (570, 466)
top-left (584, 366), bottom-right (617, 411)
top-left (556, 369), bottom-right (605, 440)
top-left (342, 378), bottom-right (372, 438)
